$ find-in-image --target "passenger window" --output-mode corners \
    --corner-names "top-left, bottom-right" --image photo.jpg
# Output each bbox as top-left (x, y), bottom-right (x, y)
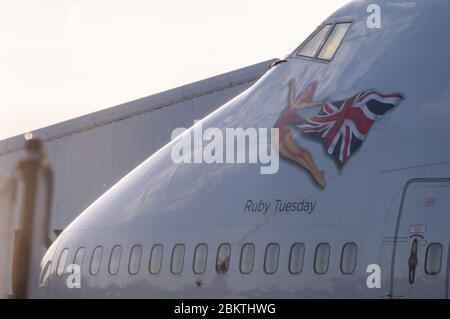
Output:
top-left (340, 243), bottom-right (357, 274)
top-left (297, 24), bottom-right (332, 58)
top-left (193, 244), bottom-right (208, 274)
top-left (240, 243), bottom-right (255, 274)
top-left (73, 247), bottom-right (85, 268)
top-left (109, 245), bottom-right (122, 275)
top-left (314, 243), bottom-right (330, 275)
top-left (129, 245), bottom-right (142, 275)
top-left (264, 243), bottom-right (280, 274)
top-left (39, 261), bottom-right (51, 287)
top-left (56, 248), bottom-right (69, 276)
top-left (149, 244), bottom-right (164, 274)
top-left (425, 243), bottom-right (443, 275)
top-left (318, 22), bottom-right (351, 60)
top-left (171, 244), bottom-right (185, 274)
top-left (289, 243), bottom-right (305, 274)
top-left (216, 243), bottom-right (231, 274)
top-left (90, 246), bottom-right (103, 276)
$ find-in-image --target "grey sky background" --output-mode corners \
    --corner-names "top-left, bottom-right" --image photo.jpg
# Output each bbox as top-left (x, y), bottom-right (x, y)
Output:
top-left (0, 0), bottom-right (348, 140)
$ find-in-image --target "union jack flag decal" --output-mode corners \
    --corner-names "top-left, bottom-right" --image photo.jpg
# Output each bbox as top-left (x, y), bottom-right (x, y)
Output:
top-left (298, 90), bottom-right (405, 166)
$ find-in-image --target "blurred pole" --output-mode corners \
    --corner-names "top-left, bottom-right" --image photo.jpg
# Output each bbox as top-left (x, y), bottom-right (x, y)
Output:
top-left (0, 178), bottom-right (16, 298)
top-left (11, 138), bottom-right (53, 299)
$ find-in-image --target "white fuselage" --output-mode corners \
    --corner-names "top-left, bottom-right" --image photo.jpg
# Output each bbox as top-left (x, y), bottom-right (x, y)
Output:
top-left (39, 0), bottom-right (450, 298)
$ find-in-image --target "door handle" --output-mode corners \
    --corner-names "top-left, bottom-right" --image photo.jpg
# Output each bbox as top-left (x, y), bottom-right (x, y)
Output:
top-left (408, 238), bottom-right (418, 284)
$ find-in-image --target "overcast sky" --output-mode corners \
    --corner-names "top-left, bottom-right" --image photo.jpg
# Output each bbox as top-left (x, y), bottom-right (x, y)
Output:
top-left (0, 0), bottom-right (349, 140)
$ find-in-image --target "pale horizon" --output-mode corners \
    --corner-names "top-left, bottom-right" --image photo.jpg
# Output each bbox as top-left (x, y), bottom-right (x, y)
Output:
top-left (0, 0), bottom-right (349, 140)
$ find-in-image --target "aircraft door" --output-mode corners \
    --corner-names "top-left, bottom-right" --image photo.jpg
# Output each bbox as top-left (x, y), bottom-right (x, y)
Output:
top-left (390, 179), bottom-right (450, 298)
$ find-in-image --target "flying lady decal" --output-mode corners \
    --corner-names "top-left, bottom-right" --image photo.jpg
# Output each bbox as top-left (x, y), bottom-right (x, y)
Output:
top-left (274, 79), bottom-right (405, 187)
top-left (274, 79), bottom-right (326, 187)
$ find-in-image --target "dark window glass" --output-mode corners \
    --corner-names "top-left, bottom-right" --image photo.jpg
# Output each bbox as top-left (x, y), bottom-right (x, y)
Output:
top-left (193, 244), bottom-right (208, 274)
top-left (56, 248), bottom-right (69, 277)
top-left (425, 243), bottom-right (443, 275)
top-left (108, 245), bottom-right (122, 275)
top-left (297, 24), bottom-right (332, 58)
top-left (90, 246), bottom-right (103, 276)
top-left (39, 261), bottom-right (51, 287)
top-left (129, 245), bottom-right (142, 275)
top-left (240, 243), bottom-right (255, 274)
top-left (73, 247), bottom-right (85, 269)
top-left (314, 243), bottom-right (330, 275)
top-left (340, 243), bottom-right (357, 274)
top-left (264, 243), bottom-right (280, 274)
top-left (216, 243), bottom-right (231, 274)
top-left (289, 243), bottom-right (305, 274)
top-left (317, 22), bottom-right (351, 60)
top-left (149, 244), bottom-right (163, 274)
top-left (171, 244), bottom-right (185, 274)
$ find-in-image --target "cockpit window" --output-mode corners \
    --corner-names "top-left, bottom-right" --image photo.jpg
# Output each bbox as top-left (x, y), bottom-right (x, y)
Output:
top-left (296, 22), bottom-right (351, 61)
top-left (317, 22), bottom-right (351, 61)
top-left (297, 24), bottom-right (332, 58)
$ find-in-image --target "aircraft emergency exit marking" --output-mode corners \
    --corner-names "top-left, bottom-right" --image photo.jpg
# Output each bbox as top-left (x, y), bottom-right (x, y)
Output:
top-left (244, 199), bottom-right (317, 214)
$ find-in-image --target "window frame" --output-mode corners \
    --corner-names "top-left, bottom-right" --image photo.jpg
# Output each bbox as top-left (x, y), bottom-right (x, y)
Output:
top-left (314, 242), bottom-right (331, 275)
top-left (128, 244), bottom-right (143, 275)
top-left (89, 246), bottom-right (103, 276)
top-left (216, 243), bottom-right (231, 274)
top-left (316, 22), bottom-right (352, 62)
top-left (296, 24), bottom-right (333, 59)
top-left (424, 242), bottom-right (443, 276)
top-left (340, 242), bottom-right (358, 275)
top-left (239, 243), bottom-right (256, 275)
top-left (264, 243), bottom-right (280, 275)
top-left (288, 242), bottom-right (305, 274)
top-left (39, 260), bottom-right (52, 287)
top-left (73, 247), bottom-right (86, 269)
top-left (170, 244), bottom-right (185, 275)
top-left (149, 244), bottom-right (164, 275)
top-left (108, 245), bottom-right (122, 275)
top-left (56, 248), bottom-right (69, 277)
top-left (294, 20), bottom-right (352, 63)
top-left (193, 243), bottom-right (208, 275)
